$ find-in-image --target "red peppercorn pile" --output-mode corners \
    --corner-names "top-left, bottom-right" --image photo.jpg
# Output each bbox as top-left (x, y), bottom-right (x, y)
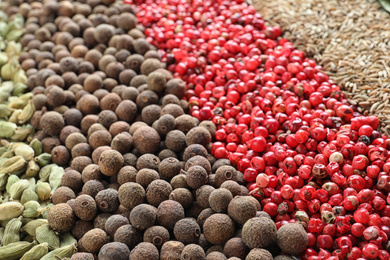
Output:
top-left (128, 0), bottom-right (390, 258)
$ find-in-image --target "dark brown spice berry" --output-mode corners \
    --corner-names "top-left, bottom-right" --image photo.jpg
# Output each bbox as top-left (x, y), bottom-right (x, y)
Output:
top-left (133, 126), bottom-right (161, 154)
top-left (117, 166), bottom-right (137, 185)
top-left (146, 179), bottom-right (173, 207)
top-left (171, 174), bottom-right (190, 189)
top-left (169, 188), bottom-right (193, 209)
top-left (71, 143), bottom-right (92, 158)
top-left (165, 130), bottom-right (186, 152)
top-left (165, 78), bottom-right (186, 99)
top-left (51, 145), bottom-right (70, 166)
top-left (129, 204), bottom-right (157, 230)
top-left (71, 156), bottom-right (92, 173)
top-left (73, 194), bottom-right (98, 221)
top-left (186, 126), bottom-right (212, 148)
top-left (98, 242), bottom-right (130, 260)
top-left (223, 237), bottom-right (249, 260)
top-left (180, 244), bottom-right (205, 260)
top-left (160, 241), bottom-right (185, 260)
top-left (79, 228), bottom-right (109, 254)
top-left (227, 196), bottom-right (257, 225)
top-left (204, 214), bottom-right (235, 245)
top-left (98, 150), bottom-right (123, 176)
top-left (197, 208), bottom-right (215, 230)
top-left (111, 132), bottom-right (133, 154)
top-left (144, 225), bottom-right (170, 247)
top-left (95, 188), bottom-right (119, 213)
top-left (276, 223), bottom-right (308, 256)
top-left (118, 182), bottom-right (145, 210)
top-left (159, 157), bottom-right (182, 180)
top-left (47, 203), bottom-right (76, 233)
top-left (62, 169), bottom-right (83, 191)
top-left (157, 200), bottom-right (185, 230)
top-left (214, 166), bottom-right (237, 187)
top-left (173, 218), bottom-right (201, 245)
top-left (136, 169), bottom-right (159, 188)
top-left (195, 185), bottom-right (215, 209)
top-left (209, 188), bottom-right (233, 213)
top-left (242, 217), bottom-right (277, 249)
top-left (114, 224), bottom-right (142, 250)
top-left (52, 186), bottom-right (76, 205)
top-left (185, 155), bottom-right (212, 175)
top-left (130, 242), bottom-right (159, 260)
top-left (104, 214), bottom-right (129, 238)
top-left (71, 252), bottom-right (94, 260)
top-left (71, 220), bottom-right (94, 240)
top-left (40, 111), bottom-right (65, 136)
top-left (183, 144), bottom-right (208, 162)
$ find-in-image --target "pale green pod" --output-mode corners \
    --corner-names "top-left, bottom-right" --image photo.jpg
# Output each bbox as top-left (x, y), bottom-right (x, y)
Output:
top-left (0, 227), bottom-right (4, 241)
top-left (0, 155), bottom-right (26, 174)
top-left (0, 148), bottom-right (7, 157)
top-left (6, 30), bottom-right (23, 41)
top-left (40, 243), bottom-right (77, 260)
top-left (2, 216), bottom-right (22, 245)
top-left (20, 189), bottom-right (39, 205)
top-left (0, 202), bottom-right (24, 221)
top-left (20, 219), bottom-right (47, 237)
top-left (0, 52), bottom-right (7, 66)
top-left (59, 232), bottom-right (77, 247)
top-left (0, 173), bottom-right (8, 190)
top-left (8, 92), bottom-right (33, 109)
top-left (10, 126), bottom-right (32, 141)
top-left (20, 242), bottom-right (49, 260)
top-left (25, 160), bottom-right (40, 178)
top-left (0, 241), bottom-right (35, 260)
top-left (5, 174), bottom-right (19, 193)
top-left (4, 41), bottom-right (21, 56)
top-left (22, 201), bottom-right (44, 218)
top-left (12, 83), bottom-right (28, 97)
top-left (9, 179), bottom-right (29, 200)
top-left (35, 224), bottom-right (60, 250)
top-left (35, 181), bottom-right (51, 201)
top-left (29, 138), bottom-right (42, 157)
top-left (49, 166), bottom-right (64, 191)
top-left (7, 110), bottom-right (22, 124)
top-left (14, 143), bottom-right (35, 161)
top-left (0, 63), bottom-right (15, 80)
top-left (13, 69), bottom-right (27, 85)
top-left (0, 150), bottom-right (14, 158)
top-left (39, 164), bottom-right (55, 182)
top-left (35, 153), bottom-right (52, 167)
top-left (0, 121), bottom-right (16, 138)
top-left (27, 177), bottom-right (36, 190)
top-left (0, 104), bottom-right (13, 117)
top-left (41, 203), bottom-right (53, 219)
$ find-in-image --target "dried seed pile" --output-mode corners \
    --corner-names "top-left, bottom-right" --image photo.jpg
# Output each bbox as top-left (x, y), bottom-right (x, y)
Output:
top-left (254, 0), bottom-right (390, 134)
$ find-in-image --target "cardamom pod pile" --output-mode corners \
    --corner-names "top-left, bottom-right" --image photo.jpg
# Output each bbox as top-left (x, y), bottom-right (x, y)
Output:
top-left (0, 4), bottom-right (77, 260)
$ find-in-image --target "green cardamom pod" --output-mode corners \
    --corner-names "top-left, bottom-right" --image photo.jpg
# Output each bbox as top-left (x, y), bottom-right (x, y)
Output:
top-left (25, 160), bottom-right (40, 178)
top-left (4, 40), bottom-right (22, 56)
top-left (2, 216), bottom-right (22, 245)
top-left (29, 138), bottom-right (42, 157)
top-left (35, 153), bottom-right (52, 167)
top-left (0, 104), bottom-right (13, 118)
top-left (7, 109), bottom-right (22, 124)
top-left (0, 121), bottom-right (16, 138)
top-left (0, 173), bottom-right (9, 190)
top-left (20, 242), bottom-right (49, 260)
top-left (12, 82), bottom-right (28, 97)
top-left (23, 235), bottom-right (34, 243)
top-left (49, 166), bottom-right (64, 191)
top-left (35, 224), bottom-right (60, 250)
top-left (0, 52), bottom-right (8, 66)
top-left (35, 181), bottom-right (51, 201)
top-left (0, 155), bottom-right (26, 174)
top-left (12, 69), bottom-right (27, 85)
top-left (26, 177), bottom-right (36, 190)
top-left (59, 232), bottom-right (77, 247)
top-left (8, 93), bottom-right (32, 109)
top-left (0, 227), bottom-right (4, 241)
top-left (6, 30), bottom-right (23, 42)
top-left (0, 63), bottom-right (16, 81)
top-left (40, 242), bottom-right (77, 260)
top-left (38, 164), bottom-right (54, 182)
top-left (20, 219), bottom-right (47, 237)
top-left (22, 201), bottom-right (44, 218)
top-left (0, 241), bottom-right (36, 260)
top-left (0, 202), bottom-right (24, 221)
top-left (6, 174), bottom-right (19, 193)
top-left (0, 147), bottom-right (8, 157)
top-left (41, 203), bottom-right (53, 219)
top-left (20, 189), bottom-right (39, 205)
top-left (9, 179), bottom-right (29, 200)
top-left (0, 150), bottom-right (15, 158)
top-left (10, 126), bottom-right (32, 141)
top-left (13, 143), bottom-right (35, 161)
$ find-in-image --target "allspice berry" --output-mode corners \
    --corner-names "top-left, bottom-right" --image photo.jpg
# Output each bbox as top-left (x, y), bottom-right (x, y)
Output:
top-left (173, 218), bottom-right (201, 245)
top-left (242, 217), bottom-right (277, 249)
top-left (47, 203), bottom-right (76, 233)
top-left (180, 244), bottom-right (205, 260)
top-left (160, 241), bottom-right (185, 260)
top-left (185, 165), bottom-right (208, 190)
top-left (73, 194), bottom-right (98, 221)
top-left (203, 214), bottom-right (235, 245)
top-left (157, 200), bottom-right (185, 230)
top-left (209, 188), bottom-right (233, 213)
top-left (246, 249), bottom-right (273, 260)
top-left (98, 242), bottom-right (130, 260)
top-left (227, 196), bottom-right (257, 224)
top-left (186, 126), bottom-right (211, 147)
top-left (114, 224), bottom-right (142, 250)
top-left (98, 150), bottom-right (124, 176)
top-left (40, 111), bottom-right (65, 136)
top-left (95, 188), bottom-right (119, 213)
top-left (79, 228), bottom-right (109, 254)
top-left (118, 182), bottom-right (145, 210)
top-left (146, 180), bottom-right (173, 207)
top-left (129, 204), bottom-right (157, 230)
top-left (130, 242), bottom-right (159, 260)
top-left (276, 223), bottom-right (308, 256)
top-left (133, 126), bottom-right (160, 154)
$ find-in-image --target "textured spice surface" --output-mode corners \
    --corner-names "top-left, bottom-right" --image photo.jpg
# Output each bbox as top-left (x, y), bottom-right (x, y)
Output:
top-left (254, 0), bottom-right (390, 134)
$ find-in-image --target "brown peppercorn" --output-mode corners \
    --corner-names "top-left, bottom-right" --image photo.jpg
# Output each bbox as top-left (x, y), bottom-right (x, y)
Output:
top-left (61, 169), bottom-right (83, 191)
top-left (186, 126), bottom-right (212, 148)
top-left (79, 228), bottom-right (109, 254)
top-left (173, 218), bottom-right (201, 245)
top-left (95, 188), bottom-right (119, 213)
top-left (157, 200), bottom-right (185, 230)
top-left (98, 150), bottom-right (124, 176)
top-left (118, 182), bottom-right (145, 210)
top-left (144, 225), bottom-right (170, 247)
top-left (133, 126), bottom-right (161, 154)
top-left (111, 132), bottom-right (133, 154)
top-left (51, 145), bottom-right (70, 166)
top-left (195, 185), bottom-right (215, 209)
top-left (209, 188), bottom-right (233, 213)
top-left (227, 196), bottom-right (257, 225)
top-left (242, 217), bottom-right (277, 249)
top-left (165, 130), bottom-right (186, 152)
top-left (114, 224), bottom-right (142, 250)
top-left (215, 166), bottom-right (237, 187)
top-left (129, 204), bottom-right (157, 230)
top-left (51, 186), bottom-right (76, 204)
top-left (71, 220), bottom-right (94, 240)
top-left (73, 194), bottom-right (98, 221)
top-left (185, 165), bottom-right (208, 190)
top-left (136, 169), bottom-right (159, 188)
top-left (180, 244), bottom-right (205, 259)
top-left (117, 166), bottom-right (137, 185)
top-left (170, 188), bottom-right (193, 209)
top-left (146, 180), bottom-right (173, 207)
top-left (183, 144), bottom-right (208, 162)
top-left (40, 111), bottom-right (65, 136)
top-left (47, 203), bottom-right (76, 233)
top-left (98, 242), bottom-right (130, 260)
top-left (223, 237), bottom-right (249, 259)
top-left (129, 242), bottom-right (159, 260)
top-left (160, 241), bottom-right (185, 260)
top-left (204, 213), bottom-right (235, 245)
top-left (104, 214), bottom-right (129, 237)
top-left (159, 157), bottom-right (182, 180)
